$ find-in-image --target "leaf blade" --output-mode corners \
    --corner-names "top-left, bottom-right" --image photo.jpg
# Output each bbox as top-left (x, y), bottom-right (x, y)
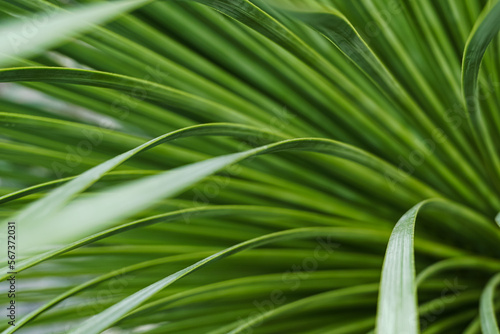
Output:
top-left (0, 0), bottom-right (150, 67)
top-left (480, 273), bottom-right (500, 334)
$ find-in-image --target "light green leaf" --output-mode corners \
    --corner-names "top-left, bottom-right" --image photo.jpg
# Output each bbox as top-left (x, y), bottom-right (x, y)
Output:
top-left (480, 272), bottom-right (500, 334)
top-left (19, 148), bottom-right (256, 252)
top-left (1, 122), bottom-right (276, 255)
top-left (375, 201), bottom-right (427, 334)
top-left (375, 198), bottom-right (495, 334)
top-left (0, 0), bottom-right (150, 67)
top-left (18, 136), bottom-right (443, 253)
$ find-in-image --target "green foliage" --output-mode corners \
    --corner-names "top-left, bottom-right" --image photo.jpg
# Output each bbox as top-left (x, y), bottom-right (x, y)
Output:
top-left (0, 0), bottom-right (499, 333)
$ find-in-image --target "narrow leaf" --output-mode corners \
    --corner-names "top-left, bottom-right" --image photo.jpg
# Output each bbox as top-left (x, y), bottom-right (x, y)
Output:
top-left (68, 227), bottom-right (383, 334)
top-left (0, 0), bottom-right (150, 67)
top-left (480, 272), bottom-right (500, 334)
top-left (376, 201), bottom-right (426, 334)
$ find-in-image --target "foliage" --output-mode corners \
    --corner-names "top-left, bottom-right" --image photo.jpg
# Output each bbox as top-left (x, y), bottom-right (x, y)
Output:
top-left (0, 0), bottom-right (499, 333)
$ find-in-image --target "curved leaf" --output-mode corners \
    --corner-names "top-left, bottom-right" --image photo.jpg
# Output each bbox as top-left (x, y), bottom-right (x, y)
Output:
top-left (0, 205), bottom-right (348, 279)
top-left (0, 0), bottom-right (150, 67)
top-left (0, 123), bottom-right (277, 254)
top-left (480, 272), bottom-right (500, 334)
top-left (462, 0), bottom-right (500, 182)
top-left (16, 137), bottom-right (443, 254)
top-left (375, 201), bottom-right (427, 334)
top-left (375, 199), bottom-right (492, 334)
top-left (220, 284), bottom-right (378, 333)
top-left (0, 67), bottom-right (263, 125)
top-left (68, 227), bottom-right (386, 334)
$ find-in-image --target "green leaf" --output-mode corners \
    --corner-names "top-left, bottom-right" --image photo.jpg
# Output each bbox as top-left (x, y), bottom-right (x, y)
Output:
top-left (1, 1), bottom-right (500, 333)
top-left (375, 198), bottom-right (498, 334)
top-left (1, 123), bottom-right (274, 251)
top-left (68, 227), bottom-right (385, 334)
top-left (462, 0), bottom-right (500, 183)
top-left (480, 272), bottom-right (500, 334)
top-left (17, 137), bottom-right (442, 253)
top-left (220, 284), bottom-right (378, 333)
top-left (0, 205), bottom-right (346, 280)
top-left (0, 0), bottom-right (150, 67)
top-left (0, 67), bottom-right (266, 125)
top-left (375, 201), bottom-right (426, 334)
top-left (264, 0), bottom-right (398, 95)
top-left (18, 148), bottom-right (256, 252)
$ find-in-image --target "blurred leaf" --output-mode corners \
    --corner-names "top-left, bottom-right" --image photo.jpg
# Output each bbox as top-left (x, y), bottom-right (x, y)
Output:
top-left (0, 0), bottom-right (149, 67)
